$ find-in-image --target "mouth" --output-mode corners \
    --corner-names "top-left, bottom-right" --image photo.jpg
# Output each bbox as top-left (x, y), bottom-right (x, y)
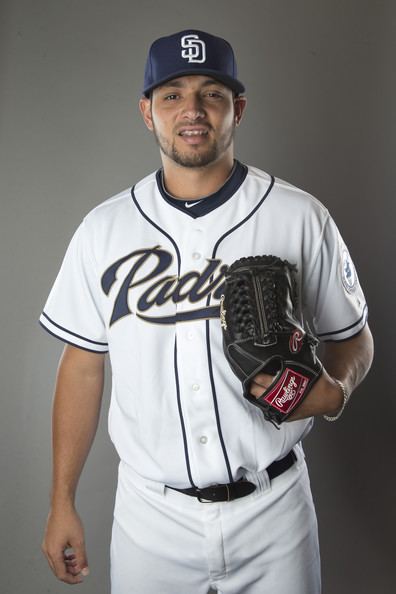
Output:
top-left (178, 127), bottom-right (209, 137)
top-left (177, 127), bottom-right (210, 145)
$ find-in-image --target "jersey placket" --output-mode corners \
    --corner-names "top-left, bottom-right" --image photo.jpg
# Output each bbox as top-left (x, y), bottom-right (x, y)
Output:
top-left (175, 223), bottom-right (228, 487)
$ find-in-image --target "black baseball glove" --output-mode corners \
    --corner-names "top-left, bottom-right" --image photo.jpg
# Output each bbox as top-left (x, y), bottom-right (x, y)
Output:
top-left (220, 255), bottom-right (322, 426)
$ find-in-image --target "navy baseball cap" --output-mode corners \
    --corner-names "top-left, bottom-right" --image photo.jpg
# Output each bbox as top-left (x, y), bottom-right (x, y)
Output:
top-left (143, 30), bottom-right (245, 97)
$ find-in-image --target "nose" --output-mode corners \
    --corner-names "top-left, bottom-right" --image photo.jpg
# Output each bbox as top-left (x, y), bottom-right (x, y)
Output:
top-left (182, 93), bottom-right (205, 120)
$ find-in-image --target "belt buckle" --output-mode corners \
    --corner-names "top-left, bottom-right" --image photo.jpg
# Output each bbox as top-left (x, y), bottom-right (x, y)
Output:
top-left (197, 483), bottom-right (230, 503)
top-left (197, 494), bottom-right (215, 503)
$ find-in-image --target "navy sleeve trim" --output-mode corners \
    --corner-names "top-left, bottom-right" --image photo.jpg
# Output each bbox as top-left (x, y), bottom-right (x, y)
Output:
top-left (41, 312), bottom-right (108, 346)
top-left (317, 304), bottom-right (368, 339)
top-left (39, 322), bottom-right (109, 353)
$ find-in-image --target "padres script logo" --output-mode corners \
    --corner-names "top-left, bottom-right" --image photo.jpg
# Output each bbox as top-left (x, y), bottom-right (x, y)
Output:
top-left (101, 246), bottom-right (227, 325)
top-left (181, 34), bottom-right (206, 63)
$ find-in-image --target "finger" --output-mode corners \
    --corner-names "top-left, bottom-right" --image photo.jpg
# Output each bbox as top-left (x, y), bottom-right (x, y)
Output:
top-left (62, 549), bottom-right (81, 576)
top-left (64, 555), bottom-right (79, 574)
top-left (49, 551), bottom-right (84, 584)
top-left (250, 383), bottom-right (268, 398)
top-left (66, 563), bottom-right (82, 577)
top-left (252, 372), bottom-right (274, 387)
top-left (70, 540), bottom-right (90, 577)
top-left (250, 378), bottom-right (273, 398)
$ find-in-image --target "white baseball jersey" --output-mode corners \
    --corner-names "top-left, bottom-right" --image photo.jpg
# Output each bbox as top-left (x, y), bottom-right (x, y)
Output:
top-left (40, 162), bottom-right (367, 489)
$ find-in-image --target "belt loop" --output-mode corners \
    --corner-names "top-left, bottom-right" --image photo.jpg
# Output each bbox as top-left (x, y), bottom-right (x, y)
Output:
top-left (259, 467), bottom-right (271, 492)
top-left (293, 442), bottom-right (305, 468)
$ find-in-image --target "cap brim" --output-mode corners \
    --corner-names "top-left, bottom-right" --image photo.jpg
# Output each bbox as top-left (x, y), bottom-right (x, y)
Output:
top-left (143, 69), bottom-right (245, 97)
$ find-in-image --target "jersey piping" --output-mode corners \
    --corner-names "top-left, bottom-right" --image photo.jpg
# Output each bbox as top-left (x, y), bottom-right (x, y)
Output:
top-left (211, 175), bottom-right (275, 255)
top-left (130, 188), bottom-right (182, 273)
top-left (173, 340), bottom-right (197, 488)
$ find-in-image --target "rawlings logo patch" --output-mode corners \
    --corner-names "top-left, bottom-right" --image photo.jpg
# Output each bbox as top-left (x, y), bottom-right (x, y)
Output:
top-left (289, 329), bottom-right (304, 353)
top-left (263, 369), bottom-right (309, 414)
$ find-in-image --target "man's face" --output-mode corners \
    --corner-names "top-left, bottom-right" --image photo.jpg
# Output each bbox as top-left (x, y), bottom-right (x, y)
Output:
top-left (140, 75), bottom-right (246, 168)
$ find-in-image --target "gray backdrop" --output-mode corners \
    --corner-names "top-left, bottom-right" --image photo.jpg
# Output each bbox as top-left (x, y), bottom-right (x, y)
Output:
top-left (1, 1), bottom-right (395, 593)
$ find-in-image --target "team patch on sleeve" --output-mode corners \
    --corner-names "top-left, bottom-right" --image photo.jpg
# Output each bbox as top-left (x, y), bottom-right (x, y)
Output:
top-left (341, 247), bottom-right (357, 293)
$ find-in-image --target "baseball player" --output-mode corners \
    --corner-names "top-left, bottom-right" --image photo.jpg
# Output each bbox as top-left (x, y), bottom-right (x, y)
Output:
top-left (40, 30), bottom-right (373, 594)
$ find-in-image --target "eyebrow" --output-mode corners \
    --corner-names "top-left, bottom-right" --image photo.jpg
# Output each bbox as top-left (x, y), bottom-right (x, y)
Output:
top-left (159, 78), bottom-right (226, 89)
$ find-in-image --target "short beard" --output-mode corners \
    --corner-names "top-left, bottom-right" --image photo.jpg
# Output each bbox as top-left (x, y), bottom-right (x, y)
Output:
top-left (151, 120), bottom-right (235, 169)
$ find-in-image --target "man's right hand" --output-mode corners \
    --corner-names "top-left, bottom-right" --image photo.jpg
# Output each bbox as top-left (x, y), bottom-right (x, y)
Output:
top-left (42, 504), bottom-right (90, 585)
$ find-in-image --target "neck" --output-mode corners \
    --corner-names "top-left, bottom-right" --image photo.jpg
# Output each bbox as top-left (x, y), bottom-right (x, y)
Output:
top-left (161, 153), bottom-right (235, 200)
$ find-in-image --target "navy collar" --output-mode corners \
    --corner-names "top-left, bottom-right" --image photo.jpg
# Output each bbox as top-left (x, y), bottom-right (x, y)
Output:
top-left (156, 160), bottom-right (248, 218)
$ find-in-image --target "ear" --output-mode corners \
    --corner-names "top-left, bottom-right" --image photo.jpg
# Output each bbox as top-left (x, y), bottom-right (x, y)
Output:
top-left (233, 96), bottom-right (247, 126)
top-left (139, 97), bottom-right (154, 131)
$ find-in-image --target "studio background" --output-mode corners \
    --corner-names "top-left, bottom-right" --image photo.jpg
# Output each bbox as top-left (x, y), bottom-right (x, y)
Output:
top-left (0, 1), bottom-right (394, 593)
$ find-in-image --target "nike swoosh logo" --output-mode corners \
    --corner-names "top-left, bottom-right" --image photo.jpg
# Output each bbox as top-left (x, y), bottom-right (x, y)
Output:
top-left (185, 200), bottom-right (204, 209)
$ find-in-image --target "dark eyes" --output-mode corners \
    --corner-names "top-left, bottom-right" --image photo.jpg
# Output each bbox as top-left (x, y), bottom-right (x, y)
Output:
top-left (163, 91), bottom-right (224, 101)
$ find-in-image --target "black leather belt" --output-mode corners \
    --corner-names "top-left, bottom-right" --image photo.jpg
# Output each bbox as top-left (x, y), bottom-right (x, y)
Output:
top-left (167, 450), bottom-right (297, 503)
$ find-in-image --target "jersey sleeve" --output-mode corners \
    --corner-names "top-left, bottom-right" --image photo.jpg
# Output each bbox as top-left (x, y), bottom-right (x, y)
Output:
top-left (303, 213), bottom-right (368, 342)
top-left (39, 220), bottom-right (108, 352)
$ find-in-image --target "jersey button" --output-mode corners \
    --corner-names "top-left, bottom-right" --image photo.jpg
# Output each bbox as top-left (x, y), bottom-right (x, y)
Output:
top-left (199, 436), bottom-right (208, 444)
top-left (187, 331), bottom-right (194, 340)
top-left (192, 252), bottom-right (201, 260)
top-left (192, 383), bottom-right (200, 392)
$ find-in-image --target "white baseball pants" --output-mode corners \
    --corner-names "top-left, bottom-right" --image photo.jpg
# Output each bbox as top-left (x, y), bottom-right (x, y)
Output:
top-left (111, 452), bottom-right (321, 594)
